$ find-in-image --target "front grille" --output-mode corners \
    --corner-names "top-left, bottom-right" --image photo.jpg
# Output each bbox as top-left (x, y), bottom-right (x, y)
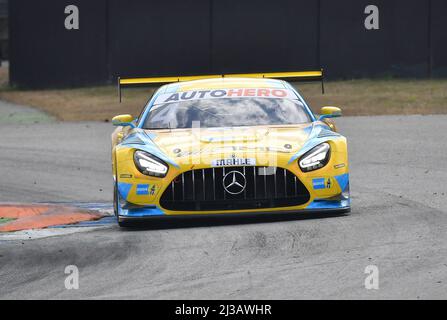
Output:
top-left (160, 166), bottom-right (310, 211)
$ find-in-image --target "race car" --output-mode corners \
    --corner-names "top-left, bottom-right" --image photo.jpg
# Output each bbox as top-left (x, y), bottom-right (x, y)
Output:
top-left (111, 71), bottom-right (350, 227)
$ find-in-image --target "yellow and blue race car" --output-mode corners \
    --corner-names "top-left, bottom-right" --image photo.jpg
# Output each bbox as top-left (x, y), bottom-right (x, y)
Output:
top-left (111, 71), bottom-right (350, 227)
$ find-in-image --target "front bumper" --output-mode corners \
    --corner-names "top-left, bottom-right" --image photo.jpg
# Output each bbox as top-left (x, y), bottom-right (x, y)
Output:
top-left (117, 198), bottom-right (351, 221)
top-left (116, 175), bottom-right (351, 221)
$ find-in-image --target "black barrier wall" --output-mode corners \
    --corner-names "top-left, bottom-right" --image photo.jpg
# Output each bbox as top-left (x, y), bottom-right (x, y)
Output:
top-left (9, 0), bottom-right (108, 88)
top-left (320, 0), bottom-right (431, 78)
top-left (431, 0), bottom-right (447, 77)
top-left (109, 0), bottom-right (212, 78)
top-left (211, 0), bottom-right (319, 74)
top-left (9, 0), bottom-right (447, 88)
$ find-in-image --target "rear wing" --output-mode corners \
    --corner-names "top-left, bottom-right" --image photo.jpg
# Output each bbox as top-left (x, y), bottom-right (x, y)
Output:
top-left (118, 69), bottom-right (324, 102)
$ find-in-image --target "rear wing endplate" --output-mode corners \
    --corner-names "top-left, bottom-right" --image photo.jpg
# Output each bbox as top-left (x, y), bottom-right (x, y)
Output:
top-left (118, 69), bottom-right (324, 102)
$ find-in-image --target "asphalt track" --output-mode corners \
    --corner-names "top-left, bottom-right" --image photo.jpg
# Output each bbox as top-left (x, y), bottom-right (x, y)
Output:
top-left (0, 107), bottom-right (447, 299)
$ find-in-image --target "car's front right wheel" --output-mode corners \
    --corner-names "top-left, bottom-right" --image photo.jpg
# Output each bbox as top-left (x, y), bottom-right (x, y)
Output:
top-left (113, 183), bottom-right (132, 228)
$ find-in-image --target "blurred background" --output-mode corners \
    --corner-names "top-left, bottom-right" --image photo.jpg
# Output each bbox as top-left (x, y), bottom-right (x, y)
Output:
top-left (0, 0), bottom-right (446, 121)
top-left (0, 0), bottom-right (7, 64)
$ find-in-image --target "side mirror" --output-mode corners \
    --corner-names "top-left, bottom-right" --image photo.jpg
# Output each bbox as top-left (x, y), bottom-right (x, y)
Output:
top-left (318, 106), bottom-right (342, 121)
top-left (112, 114), bottom-right (135, 128)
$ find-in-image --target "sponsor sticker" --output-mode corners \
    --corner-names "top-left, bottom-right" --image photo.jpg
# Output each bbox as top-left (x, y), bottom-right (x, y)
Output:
top-left (312, 178), bottom-right (325, 190)
top-left (212, 158), bottom-right (256, 167)
top-left (136, 184), bottom-right (149, 195)
top-left (154, 88), bottom-right (297, 105)
top-left (312, 178), bottom-right (332, 190)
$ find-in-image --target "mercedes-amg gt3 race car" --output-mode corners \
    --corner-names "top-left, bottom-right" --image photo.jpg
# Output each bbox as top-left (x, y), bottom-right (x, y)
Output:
top-left (112, 72), bottom-right (350, 227)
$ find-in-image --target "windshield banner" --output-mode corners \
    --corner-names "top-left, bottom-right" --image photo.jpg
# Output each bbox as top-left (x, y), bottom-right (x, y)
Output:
top-left (153, 88), bottom-right (297, 105)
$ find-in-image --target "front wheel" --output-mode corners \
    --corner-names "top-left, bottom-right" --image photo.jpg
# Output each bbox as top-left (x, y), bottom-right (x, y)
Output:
top-left (113, 183), bottom-right (119, 218)
top-left (118, 218), bottom-right (132, 228)
top-left (114, 183), bottom-right (136, 228)
top-left (114, 183), bottom-right (127, 227)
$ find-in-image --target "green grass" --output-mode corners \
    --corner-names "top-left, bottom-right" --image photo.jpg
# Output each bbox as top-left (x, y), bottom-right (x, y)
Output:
top-left (0, 217), bottom-right (14, 225)
top-left (1, 66), bottom-right (447, 120)
top-left (295, 78), bottom-right (447, 116)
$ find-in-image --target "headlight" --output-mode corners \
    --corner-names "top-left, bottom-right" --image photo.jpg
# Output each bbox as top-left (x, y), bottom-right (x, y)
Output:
top-left (298, 143), bottom-right (331, 172)
top-left (134, 150), bottom-right (168, 177)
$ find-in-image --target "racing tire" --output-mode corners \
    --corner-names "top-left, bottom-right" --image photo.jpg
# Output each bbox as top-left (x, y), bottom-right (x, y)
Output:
top-left (114, 180), bottom-right (136, 228)
top-left (114, 183), bottom-right (129, 227)
top-left (113, 183), bottom-right (118, 218)
top-left (118, 219), bottom-right (133, 228)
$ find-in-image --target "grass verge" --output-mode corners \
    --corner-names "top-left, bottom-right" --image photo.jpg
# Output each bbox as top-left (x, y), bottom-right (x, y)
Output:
top-left (1, 66), bottom-right (446, 121)
top-left (0, 217), bottom-right (15, 225)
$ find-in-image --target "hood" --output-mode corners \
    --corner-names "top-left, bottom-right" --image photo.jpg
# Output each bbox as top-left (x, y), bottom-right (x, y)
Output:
top-left (145, 123), bottom-right (315, 160)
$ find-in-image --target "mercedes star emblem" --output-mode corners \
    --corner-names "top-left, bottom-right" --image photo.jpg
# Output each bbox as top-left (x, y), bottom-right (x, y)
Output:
top-left (223, 170), bottom-right (247, 195)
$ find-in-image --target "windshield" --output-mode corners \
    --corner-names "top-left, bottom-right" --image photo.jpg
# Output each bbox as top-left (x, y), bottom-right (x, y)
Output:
top-left (142, 98), bottom-right (311, 129)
